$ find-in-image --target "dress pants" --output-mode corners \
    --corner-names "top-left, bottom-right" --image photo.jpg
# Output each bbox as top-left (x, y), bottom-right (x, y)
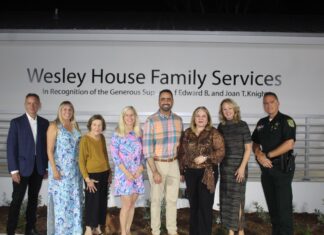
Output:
top-left (6, 167), bottom-right (43, 234)
top-left (261, 166), bottom-right (294, 235)
top-left (84, 171), bottom-right (109, 227)
top-left (147, 160), bottom-right (180, 235)
top-left (185, 167), bottom-right (218, 235)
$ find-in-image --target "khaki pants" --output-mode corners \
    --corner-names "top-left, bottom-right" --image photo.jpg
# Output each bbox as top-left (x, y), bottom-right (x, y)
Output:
top-left (147, 160), bottom-right (180, 235)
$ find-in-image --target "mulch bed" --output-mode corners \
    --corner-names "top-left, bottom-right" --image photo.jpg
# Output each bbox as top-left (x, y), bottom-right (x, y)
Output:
top-left (0, 206), bottom-right (323, 235)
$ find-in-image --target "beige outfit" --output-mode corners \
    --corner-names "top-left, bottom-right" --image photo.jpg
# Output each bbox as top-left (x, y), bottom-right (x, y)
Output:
top-left (146, 160), bottom-right (180, 235)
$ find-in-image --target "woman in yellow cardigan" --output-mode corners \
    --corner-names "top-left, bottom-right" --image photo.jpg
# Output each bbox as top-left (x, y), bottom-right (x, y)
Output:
top-left (79, 114), bottom-right (111, 235)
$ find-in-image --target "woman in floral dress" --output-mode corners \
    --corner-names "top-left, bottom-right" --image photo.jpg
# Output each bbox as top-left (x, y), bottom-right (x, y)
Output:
top-left (47, 101), bottom-right (83, 235)
top-left (110, 106), bottom-right (145, 235)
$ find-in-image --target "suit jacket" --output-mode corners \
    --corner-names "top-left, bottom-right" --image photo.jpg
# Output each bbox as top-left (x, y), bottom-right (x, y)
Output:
top-left (7, 113), bottom-right (49, 177)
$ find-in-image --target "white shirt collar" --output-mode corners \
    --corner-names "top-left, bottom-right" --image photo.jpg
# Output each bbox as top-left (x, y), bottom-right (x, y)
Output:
top-left (26, 112), bottom-right (37, 122)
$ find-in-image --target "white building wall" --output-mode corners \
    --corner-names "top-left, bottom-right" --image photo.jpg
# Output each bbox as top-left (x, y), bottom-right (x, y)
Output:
top-left (0, 178), bottom-right (323, 213)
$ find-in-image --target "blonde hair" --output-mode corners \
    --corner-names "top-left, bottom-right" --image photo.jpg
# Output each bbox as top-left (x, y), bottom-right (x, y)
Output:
top-left (54, 101), bottom-right (80, 131)
top-left (218, 98), bottom-right (241, 124)
top-left (190, 106), bottom-right (213, 133)
top-left (116, 106), bottom-right (141, 137)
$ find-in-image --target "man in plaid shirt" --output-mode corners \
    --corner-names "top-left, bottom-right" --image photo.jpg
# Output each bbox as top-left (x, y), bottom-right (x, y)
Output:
top-left (143, 89), bottom-right (183, 235)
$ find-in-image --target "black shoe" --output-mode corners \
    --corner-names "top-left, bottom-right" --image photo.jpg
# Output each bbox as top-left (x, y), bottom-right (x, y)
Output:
top-left (25, 228), bottom-right (41, 235)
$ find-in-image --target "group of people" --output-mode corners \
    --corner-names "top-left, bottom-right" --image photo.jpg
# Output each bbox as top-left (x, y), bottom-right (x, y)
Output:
top-left (6, 90), bottom-right (296, 235)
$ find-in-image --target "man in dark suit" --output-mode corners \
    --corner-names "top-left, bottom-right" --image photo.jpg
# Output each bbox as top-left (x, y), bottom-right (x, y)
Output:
top-left (6, 93), bottom-right (49, 235)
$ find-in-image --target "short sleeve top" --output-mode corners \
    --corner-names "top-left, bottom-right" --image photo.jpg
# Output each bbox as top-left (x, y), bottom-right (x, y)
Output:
top-left (252, 112), bottom-right (296, 153)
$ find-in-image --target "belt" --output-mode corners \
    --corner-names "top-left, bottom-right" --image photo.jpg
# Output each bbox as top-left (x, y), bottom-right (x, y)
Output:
top-left (154, 156), bottom-right (177, 162)
top-left (271, 155), bottom-right (282, 162)
top-left (271, 156), bottom-right (283, 167)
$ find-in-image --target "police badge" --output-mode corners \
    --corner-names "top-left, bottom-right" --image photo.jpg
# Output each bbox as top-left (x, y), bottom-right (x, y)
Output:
top-left (287, 119), bottom-right (295, 127)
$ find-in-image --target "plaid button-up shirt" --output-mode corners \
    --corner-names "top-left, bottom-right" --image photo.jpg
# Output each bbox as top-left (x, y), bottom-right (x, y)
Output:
top-left (143, 110), bottom-right (183, 160)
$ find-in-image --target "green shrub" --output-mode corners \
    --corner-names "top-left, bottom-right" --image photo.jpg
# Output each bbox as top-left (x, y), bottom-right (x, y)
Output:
top-left (295, 224), bottom-right (312, 235)
top-left (252, 201), bottom-right (270, 223)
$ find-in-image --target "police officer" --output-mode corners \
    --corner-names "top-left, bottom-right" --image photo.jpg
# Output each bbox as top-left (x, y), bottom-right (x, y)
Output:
top-left (252, 92), bottom-right (296, 235)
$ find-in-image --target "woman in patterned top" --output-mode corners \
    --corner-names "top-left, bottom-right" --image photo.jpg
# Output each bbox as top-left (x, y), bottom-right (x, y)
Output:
top-left (47, 101), bottom-right (83, 235)
top-left (178, 106), bottom-right (225, 235)
top-left (218, 98), bottom-right (252, 235)
top-left (79, 114), bottom-right (111, 235)
top-left (110, 106), bottom-right (145, 235)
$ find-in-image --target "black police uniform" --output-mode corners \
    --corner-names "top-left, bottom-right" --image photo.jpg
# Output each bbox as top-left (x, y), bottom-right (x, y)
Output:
top-left (252, 111), bottom-right (296, 235)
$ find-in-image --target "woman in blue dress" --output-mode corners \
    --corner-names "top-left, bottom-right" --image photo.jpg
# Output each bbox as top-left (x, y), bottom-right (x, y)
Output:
top-left (110, 106), bottom-right (145, 235)
top-left (47, 101), bottom-right (83, 235)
